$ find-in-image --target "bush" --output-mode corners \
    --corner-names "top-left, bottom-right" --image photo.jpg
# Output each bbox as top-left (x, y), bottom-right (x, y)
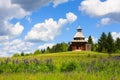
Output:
top-left (60, 61), bottom-right (78, 72)
top-left (13, 53), bottom-right (20, 57)
top-left (115, 49), bottom-right (120, 53)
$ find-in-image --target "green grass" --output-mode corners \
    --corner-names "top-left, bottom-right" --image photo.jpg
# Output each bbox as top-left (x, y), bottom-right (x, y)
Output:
top-left (0, 51), bottom-right (120, 80)
top-left (0, 72), bottom-right (119, 80)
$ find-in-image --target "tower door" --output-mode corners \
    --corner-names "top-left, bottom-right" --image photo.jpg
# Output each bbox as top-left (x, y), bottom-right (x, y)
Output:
top-left (77, 46), bottom-right (79, 49)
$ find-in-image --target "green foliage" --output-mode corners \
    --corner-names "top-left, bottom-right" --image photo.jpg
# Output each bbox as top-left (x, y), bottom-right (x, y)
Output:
top-left (97, 32), bottom-right (119, 54)
top-left (115, 38), bottom-right (120, 51)
top-left (1, 52), bottom-right (120, 74)
top-left (88, 35), bottom-right (95, 51)
top-left (88, 35), bottom-right (93, 44)
top-left (13, 53), bottom-right (20, 57)
top-left (60, 61), bottom-right (78, 72)
top-left (115, 49), bottom-right (120, 53)
top-left (107, 32), bottom-right (115, 54)
top-left (21, 52), bottom-right (24, 56)
top-left (34, 49), bottom-right (42, 55)
top-left (98, 32), bottom-right (107, 52)
top-left (0, 52), bottom-right (120, 80)
top-left (49, 42), bottom-right (68, 53)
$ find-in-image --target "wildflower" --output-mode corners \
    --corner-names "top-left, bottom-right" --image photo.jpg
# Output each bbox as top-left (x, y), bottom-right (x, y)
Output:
top-left (34, 58), bottom-right (40, 65)
top-left (5, 58), bottom-right (10, 64)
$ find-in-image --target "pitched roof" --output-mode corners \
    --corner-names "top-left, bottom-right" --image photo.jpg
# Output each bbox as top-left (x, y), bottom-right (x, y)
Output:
top-left (74, 32), bottom-right (85, 38)
top-left (74, 26), bottom-right (85, 38)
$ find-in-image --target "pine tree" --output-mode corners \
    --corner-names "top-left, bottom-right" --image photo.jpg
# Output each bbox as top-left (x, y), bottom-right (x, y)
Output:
top-left (98, 32), bottom-right (107, 52)
top-left (21, 51), bottom-right (25, 56)
top-left (88, 35), bottom-right (93, 44)
top-left (115, 38), bottom-right (120, 52)
top-left (107, 32), bottom-right (115, 55)
top-left (88, 35), bottom-right (94, 51)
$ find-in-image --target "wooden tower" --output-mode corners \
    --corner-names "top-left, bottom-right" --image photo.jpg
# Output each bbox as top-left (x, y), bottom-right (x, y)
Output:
top-left (71, 26), bottom-right (91, 51)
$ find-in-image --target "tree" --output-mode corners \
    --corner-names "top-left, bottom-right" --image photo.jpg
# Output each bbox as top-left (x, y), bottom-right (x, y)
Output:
top-left (41, 49), bottom-right (45, 53)
top-left (49, 42), bottom-right (68, 53)
top-left (98, 32), bottom-right (107, 52)
top-left (21, 51), bottom-right (25, 56)
top-left (88, 35), bottom-right (94, 51)
top-left (107, 32), bottom-right (115, 55)
top-left (61, 42), bottom-right (68, 52)
top-left (34, 49), bottom-right (41, 55)
top-left (115, 38), bottom-right (120, 52)
top-left (45, 47), bottom-right (51, 53)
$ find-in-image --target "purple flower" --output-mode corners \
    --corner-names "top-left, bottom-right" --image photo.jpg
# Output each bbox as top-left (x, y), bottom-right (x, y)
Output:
top-left (34, 58), bottom-right (40, 65)
top-left (5, 58), bottom-right (10, 64)
top-left (23, 59), bottom-right (29, 65)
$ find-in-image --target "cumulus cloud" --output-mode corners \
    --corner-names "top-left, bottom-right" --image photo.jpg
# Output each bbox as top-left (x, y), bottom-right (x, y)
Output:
top-left (0, 0), bottom-right (70, 57)
top-left (0, 39), bottom-right (34, 57)
top-left (66, 12), bottom-right (77, 23)
top-left (100, 18), bottom-right (111, 25)
top-left (111, 32), bottom-right (120, 40)
top-left (79, 0), bottom-right (120, 23)
top-left (0, 0), bottom-right (28, 37)
top-left (25, 12), bottom-right (77, 42)
top-left (38, 43), bottom-right (54, 50)
top-left (9, 22), bottom-right (24, 37)
top-left (0, 0), bottom-right (69, 38)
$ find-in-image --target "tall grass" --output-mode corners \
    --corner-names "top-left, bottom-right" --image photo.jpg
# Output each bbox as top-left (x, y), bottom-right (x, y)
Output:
top-left (0, 51), bottom-right (120, 80)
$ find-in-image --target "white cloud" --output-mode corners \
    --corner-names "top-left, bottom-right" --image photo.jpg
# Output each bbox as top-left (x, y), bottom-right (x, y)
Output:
top-left (10, 22), bottom-right (24, 37)
top-left (79, 0), bottom-right (120, 23)
top-left (38, 43), bottom-right (54, 50)
top-left (66, 12), bottom-right (77, 23)
top-left (53, 0), bottom-right (69, 7)
top-left (100, 18), bottom-right (111, 25)
top-left (0, 36), bottom-right (9, 43)
top-left (0, 39), bottom-right (34, 57)
top-left (97, 18), bottom-right (111, 27)
top-left (0, 0), bottom-right (29, 37)
top-left (25, 12), bottom-right (77, 42)
top-left (0, 0), bottom-right (71, 57)
top-left (0, 0), bottom-right (69, 38)
top-left (111, 32), bottom-right (120, 40)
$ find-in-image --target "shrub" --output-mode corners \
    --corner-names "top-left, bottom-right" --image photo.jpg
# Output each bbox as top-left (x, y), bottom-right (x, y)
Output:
top-left (60, 61), bottom-right (78, 72)
top-left (13, 53), bottom-right (20, 57)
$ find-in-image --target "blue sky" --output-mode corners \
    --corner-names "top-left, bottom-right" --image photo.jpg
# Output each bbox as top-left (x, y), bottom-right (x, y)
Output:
top-left (0, 0), bottom-right (120, 57)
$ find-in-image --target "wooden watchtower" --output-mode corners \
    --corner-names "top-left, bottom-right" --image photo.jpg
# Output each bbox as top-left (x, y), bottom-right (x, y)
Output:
top-left (71, 26), bottom-right (91, 51)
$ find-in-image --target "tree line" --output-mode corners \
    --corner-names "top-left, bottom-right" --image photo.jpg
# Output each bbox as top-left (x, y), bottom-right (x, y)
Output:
top-left (13, 32), bottom-right (120, 57)
top-left (13, 42), bottom-right (68, 57)
top-left (88, 32), bottom-right (120, 54)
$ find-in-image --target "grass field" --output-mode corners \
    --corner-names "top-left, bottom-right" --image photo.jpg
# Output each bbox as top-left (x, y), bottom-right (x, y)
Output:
top-left (0, 51), bottom-right (120, 80)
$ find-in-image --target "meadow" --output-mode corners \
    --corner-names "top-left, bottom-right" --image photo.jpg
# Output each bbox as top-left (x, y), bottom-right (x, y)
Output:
top-left (0, 51), bottom-right (120, 80)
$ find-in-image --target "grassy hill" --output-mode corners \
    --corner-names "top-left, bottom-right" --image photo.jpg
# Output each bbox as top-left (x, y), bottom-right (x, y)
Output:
top-left (0, 51), bottom-right (120, 80)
